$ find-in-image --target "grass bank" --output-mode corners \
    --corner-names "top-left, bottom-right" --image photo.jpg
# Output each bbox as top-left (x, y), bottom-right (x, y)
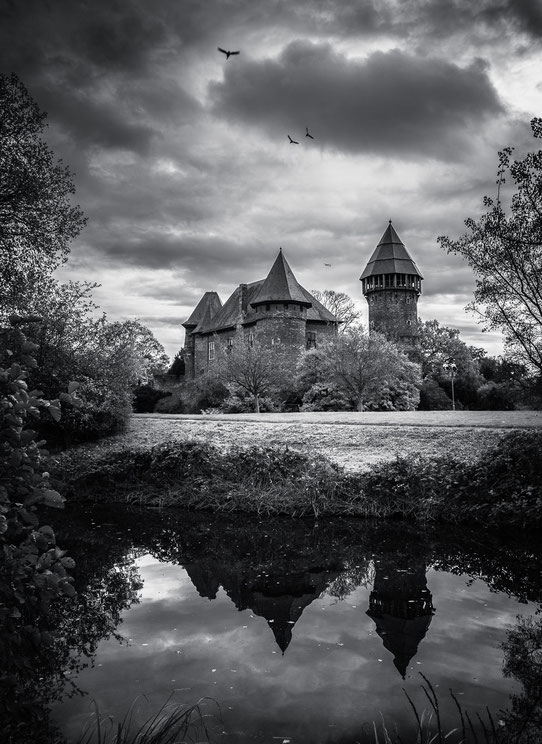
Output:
top-left (53, 430), bottom-right (542, 528)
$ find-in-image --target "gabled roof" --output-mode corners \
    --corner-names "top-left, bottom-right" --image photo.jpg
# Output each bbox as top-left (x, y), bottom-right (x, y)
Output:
top-left (182, 291), bottom-right (222, 328)
top-left (185, 250), bottom-right (340, 335)
top-left (250, 249), bottom-right (312, 307)
top-left (197, 281), bottom-right (262, 334)
top-left (360, 222), bottom-right (423, 280)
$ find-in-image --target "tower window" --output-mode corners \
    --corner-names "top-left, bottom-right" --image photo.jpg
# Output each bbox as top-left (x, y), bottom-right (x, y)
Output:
top-left (248, 332), bottom-right (254, 347)
top-left (306, 331), bottom-right (317, 349)
top-left (208, 341), bottom-right (215, 361)
top-left (227, 337), bottom-right (233, 352)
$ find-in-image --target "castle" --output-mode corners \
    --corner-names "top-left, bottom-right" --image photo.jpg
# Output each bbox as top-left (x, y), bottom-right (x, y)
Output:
top-left (182, 222), bottom-right (422, 379)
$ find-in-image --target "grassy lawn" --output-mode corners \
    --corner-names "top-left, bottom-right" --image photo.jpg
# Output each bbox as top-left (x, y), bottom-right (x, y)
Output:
top-left (91, 410), bottom-right (542, 471)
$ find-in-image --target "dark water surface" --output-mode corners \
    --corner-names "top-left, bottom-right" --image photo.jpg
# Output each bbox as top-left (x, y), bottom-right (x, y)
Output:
top-left (44, 506), bottom-right (541, 743)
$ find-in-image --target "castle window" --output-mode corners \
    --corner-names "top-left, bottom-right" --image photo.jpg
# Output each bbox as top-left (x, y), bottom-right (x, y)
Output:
top-left (248, 332), bottom-right (254, 347)
top-left (407, 297), bottom-right (411, 303)
top-left (208, 341), bottom-right (215, 361)
top-left (306, 331), bottom-right (317, 349)
top-left (227, 337), bottom-right (233, 352)
top-left (407, 320), bottom-right (412, 326)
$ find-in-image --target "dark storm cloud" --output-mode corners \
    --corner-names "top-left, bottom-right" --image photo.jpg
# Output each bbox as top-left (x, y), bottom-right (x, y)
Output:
top-left (210, 41), bottom-right (504, 160)
top-left (82, 229), bottom-right (262, 274)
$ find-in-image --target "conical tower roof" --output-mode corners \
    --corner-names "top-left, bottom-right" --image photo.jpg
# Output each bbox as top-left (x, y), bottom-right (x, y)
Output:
top-left (360, 222), bottom-right (423, 280)
top-left (182, 291), bottom-right (222, 329)
top-left (250, 248), bottom-right (312, 307)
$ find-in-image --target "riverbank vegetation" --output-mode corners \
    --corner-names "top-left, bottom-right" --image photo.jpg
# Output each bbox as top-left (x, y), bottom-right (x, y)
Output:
top-left (53, 428), bottom-right (542, 528)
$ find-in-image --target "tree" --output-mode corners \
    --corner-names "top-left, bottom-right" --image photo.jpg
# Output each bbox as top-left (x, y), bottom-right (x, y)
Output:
top-left (439, 117), bottom-right (542, 374)
top-left (303, 328), bottom-right (422, 411)
top-left (311, 289), bottom-right (362, 332)
top-left (417, 319), bottom-right (484, 378)
top-left (0, 74), bottom-right (86, 318)
top-left (20, 282), bottom-right (170, 442)
top-left (417, 319), bottom-right (484, 408)
top-left (215, 337), bottom-right (291, 413)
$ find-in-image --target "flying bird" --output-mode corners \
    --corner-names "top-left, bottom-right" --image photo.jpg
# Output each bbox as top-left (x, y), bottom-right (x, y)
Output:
top-left (288, 135), bottom-right (299, 144)
top-left (324, 263), bottom-right (331, 266)
top-left (218, 47), bottom-right (240, 59)
top-left (305, 127), bottom-right (314, 139)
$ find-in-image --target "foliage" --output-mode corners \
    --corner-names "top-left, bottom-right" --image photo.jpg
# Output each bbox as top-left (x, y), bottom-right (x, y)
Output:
top-left (132, 384), bottom-right (171, 413)
top-left (217, 386), bottom-right (280, 413)
top-left (310, 289), bottom-right (362, 332)
top-left (75, 695), bottom-right (213, 744)
top-left (214, 337), bottom-right (291, 413)
top-left (418, 378), bottom-right (453, 410)
top-left (439, 117), bottom-right (542, 374)
top-left (500, 615), bottom-right (542, 743)
top-left (20, 287), bottom-right (169, 443)
top-left (417, 319), bottom-right (484, 378)
top-left (300, 381), bottom-right (353, 411)
top-left (300, 328), bottom-right (422, 411)
top-left (0, 318), bottom-right (77, 737)
top-left (167, 350), bottom-right (186, 377)
top-left (0, 74), bottom-right (87, 319)
top-left (53, 429), bottom-right (542, 527)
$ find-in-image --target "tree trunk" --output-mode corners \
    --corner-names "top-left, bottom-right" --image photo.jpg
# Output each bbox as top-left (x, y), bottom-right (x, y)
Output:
top-left (254, 393), bottom-right (260, 413)
top-left (358, 398), bottom-right (364, 412)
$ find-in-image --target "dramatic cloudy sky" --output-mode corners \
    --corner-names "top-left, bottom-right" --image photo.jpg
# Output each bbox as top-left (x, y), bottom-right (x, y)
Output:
top-left (2, 0), bottom-right (541, 359)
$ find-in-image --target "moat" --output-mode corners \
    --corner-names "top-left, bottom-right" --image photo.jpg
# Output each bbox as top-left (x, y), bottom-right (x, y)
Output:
top-left (38, 506), bottom-right (542, 742)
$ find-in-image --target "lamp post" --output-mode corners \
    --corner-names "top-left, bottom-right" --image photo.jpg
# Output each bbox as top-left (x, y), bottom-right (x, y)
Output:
top-left (443, 360), bottom-right (457, 411)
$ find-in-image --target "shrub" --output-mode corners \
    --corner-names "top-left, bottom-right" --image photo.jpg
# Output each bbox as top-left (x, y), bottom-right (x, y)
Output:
top-left (418, 378), bottom-right (453, 410)
top-left (132, 384), bottom-right (171, 413)
top-left (154, 390), bottom-right (185, 413)
top-left (300, 382), bottom-right (353, 411)
top-left (0, 319), bottom-right (76, 734)
top-left (38, 376), bottom-right (132, 446)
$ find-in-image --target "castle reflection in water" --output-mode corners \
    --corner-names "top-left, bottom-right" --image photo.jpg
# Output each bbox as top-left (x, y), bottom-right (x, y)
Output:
top-left (183, 551), bottom-right (434, 676)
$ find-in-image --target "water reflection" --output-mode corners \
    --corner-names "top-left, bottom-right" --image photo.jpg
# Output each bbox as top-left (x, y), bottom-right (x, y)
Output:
top-left (31, 508), bottom-right (542, 742)
top-left (367, 557), bottom-right (434, 678)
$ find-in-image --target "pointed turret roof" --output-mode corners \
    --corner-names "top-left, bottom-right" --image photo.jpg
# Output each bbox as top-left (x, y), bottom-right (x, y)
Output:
top-left (182, 291), bottom-right (222, 329)
top-left (250, 248), bottom-right (312, 307)
top-left (360, 222), bottom-right (423, 280)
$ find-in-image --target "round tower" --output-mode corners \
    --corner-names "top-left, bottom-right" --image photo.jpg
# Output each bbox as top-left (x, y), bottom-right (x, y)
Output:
top-left (360, 222), bottom-right (423, 344)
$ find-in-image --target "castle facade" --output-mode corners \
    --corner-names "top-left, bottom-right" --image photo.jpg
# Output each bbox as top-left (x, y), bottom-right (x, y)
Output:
top-left (182, 222), bottom-right (423, 379)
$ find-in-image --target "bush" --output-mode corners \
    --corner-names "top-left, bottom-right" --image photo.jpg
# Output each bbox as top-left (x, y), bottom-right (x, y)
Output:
top-left (132, 384), bottom-right (171, 413)
top-left (219, 390), bottom-right (279, 413)
top-left (37, 376), bottom-right (132, 446)
top-left (300, 382), bottom-right (353, 411)
top-left (52, 428), bottom-right (542, 528)
top-left (0, 320), bottom-right (76, 735)
top-left (418, 378), bottom-right (453, 410)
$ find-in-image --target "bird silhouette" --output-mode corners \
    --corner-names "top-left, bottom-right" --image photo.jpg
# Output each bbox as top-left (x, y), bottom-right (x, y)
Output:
top-left (288, 135), bottom-right (299, 144)
top-left (324, 263), bottom-right (331, 266)
top-left (218, 47), bottom-right (240, 59)
top-left (305, 127), bottom-right (314, 139)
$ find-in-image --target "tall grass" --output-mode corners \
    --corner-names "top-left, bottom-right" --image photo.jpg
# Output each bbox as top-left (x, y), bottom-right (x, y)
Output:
top-left (75, 695), bottom-right (215, 744)
top-left (373, 675), bottom-right (502, 744)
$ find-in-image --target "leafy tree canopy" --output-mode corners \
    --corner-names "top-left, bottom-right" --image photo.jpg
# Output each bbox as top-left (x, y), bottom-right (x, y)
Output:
top-left (301, 327), bottom-right (422, 411)
top-left (439, 118), bottom-right (542, 374)
top-left (0, 73), bottom-right (86, 318)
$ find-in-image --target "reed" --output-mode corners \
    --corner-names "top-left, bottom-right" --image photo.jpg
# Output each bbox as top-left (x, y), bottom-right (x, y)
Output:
top-left (75, 694), bottom-right (214, 744)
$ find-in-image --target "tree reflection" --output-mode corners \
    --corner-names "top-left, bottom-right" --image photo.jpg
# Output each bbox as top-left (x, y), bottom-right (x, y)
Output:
top-left (1, 508), bottom-right (143, 744)
top-left (500, 614), bottom-right (542, 743)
